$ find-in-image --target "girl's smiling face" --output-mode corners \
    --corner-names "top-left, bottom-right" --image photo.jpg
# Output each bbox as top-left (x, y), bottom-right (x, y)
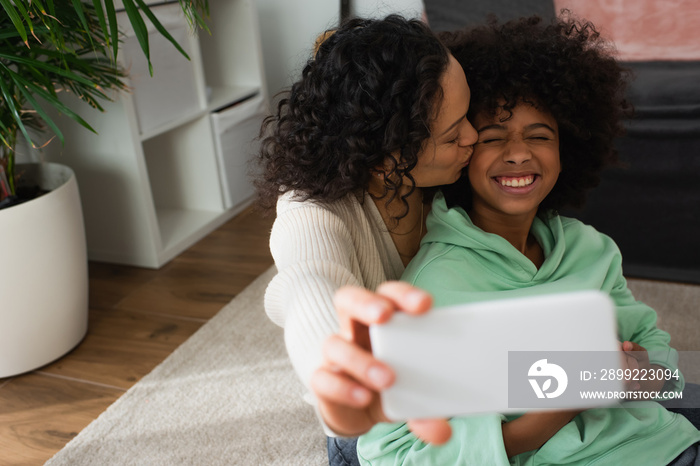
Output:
top-left (468, 102), bottom-right (561, 226)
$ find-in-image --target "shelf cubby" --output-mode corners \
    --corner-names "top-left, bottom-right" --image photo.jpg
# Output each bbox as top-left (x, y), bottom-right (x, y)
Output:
top-left (47, 0), bottom-right (267, 268)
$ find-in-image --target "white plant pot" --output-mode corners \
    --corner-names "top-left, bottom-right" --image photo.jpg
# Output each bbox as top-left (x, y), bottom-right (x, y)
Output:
top-left (0, 163), bottom-right (88, 377)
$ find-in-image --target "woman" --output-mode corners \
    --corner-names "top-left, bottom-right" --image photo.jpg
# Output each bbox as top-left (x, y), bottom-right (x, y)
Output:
top-left (255, 14), bottom-right (477, 464)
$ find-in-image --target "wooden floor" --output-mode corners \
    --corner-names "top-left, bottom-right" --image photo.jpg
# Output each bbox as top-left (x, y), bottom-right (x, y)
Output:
top-left (0, 206), bottom-right (275, 466)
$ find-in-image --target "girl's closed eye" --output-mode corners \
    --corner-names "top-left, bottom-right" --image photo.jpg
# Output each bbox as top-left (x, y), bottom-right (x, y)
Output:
top-left (477, 134), bottom-right (504, 144)
top-left (476, 128), bottom-right (505, 144)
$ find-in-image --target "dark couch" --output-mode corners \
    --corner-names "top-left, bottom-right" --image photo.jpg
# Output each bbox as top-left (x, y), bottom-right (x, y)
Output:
top-left (569, 61), bottom-right (700, 284)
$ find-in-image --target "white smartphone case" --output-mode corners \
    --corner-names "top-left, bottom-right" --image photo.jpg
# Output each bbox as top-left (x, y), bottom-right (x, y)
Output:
top-left (369, 290), bottom-right (623, 421)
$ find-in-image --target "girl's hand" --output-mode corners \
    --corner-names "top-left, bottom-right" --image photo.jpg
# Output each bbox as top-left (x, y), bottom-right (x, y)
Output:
top-left (620, 341), bottom-right (665, 392)
top-left (502, 410), bottom-right (581, 458)
top-left (310, 281), bottom-right (453, 444)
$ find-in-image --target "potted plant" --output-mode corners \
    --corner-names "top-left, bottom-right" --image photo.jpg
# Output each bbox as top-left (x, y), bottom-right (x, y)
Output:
top-left (0, 0), bottom-right (209, 377)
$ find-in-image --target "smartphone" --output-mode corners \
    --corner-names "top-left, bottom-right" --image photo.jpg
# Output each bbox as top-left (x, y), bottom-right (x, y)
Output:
top-left (369, 290), bottom-right (624, 421)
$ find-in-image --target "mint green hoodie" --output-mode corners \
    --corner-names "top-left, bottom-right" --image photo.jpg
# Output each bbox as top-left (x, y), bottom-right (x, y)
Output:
top-left (357, 193), bottom-right (700, 465)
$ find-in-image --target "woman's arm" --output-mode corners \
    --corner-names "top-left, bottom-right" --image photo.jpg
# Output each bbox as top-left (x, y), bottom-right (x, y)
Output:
top-left (266, 195), bottom-right (381, 391)
top-left (267, 196), bottom-right (451, 440)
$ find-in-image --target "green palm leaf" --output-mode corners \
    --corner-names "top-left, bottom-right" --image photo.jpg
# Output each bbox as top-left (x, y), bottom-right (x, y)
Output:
top-left (0, 0), bottom-right (29, 44)
top-left (70, 0), bottom-right (90, 37)
top-left (12, 76), bottom-right (68, 145)
top-left (122, 0), bottom-right (152, 75)
top-left (0, 67), bottom-right (33, 147)
top-left (102, 0), bottom-right (119, 61)
top-left (0, 0), bottom-right (210, 195)
top-left (90, 0), bottom-right (109, 52)
top-left (0, 53), bottom-right (103, 89)
top-left (136, 0), bottom-right (189, 60)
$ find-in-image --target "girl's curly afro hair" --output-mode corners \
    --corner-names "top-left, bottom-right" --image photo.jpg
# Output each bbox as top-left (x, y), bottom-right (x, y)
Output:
top-left (439, 13), bottom-right (632, 213)
top-left (254, 15), bottom-right (450, 212)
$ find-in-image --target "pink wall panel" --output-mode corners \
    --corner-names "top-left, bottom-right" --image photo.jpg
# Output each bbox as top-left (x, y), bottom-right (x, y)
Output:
top-left (553, 0), bottom-right (700, 61)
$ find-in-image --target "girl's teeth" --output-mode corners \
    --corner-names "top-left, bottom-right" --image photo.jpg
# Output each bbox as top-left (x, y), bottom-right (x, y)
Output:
top-left (500, 176), bottom-right (534, 187)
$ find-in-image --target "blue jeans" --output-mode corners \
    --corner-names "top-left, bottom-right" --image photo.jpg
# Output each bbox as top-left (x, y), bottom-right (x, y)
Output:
top-left (327, 436), bottom-right (359, 466)
top-left (664, 383), bottom-right (700, 465)
top-left (668, 443), bottom-right (700, 466)
top-left (663, 383), bottom-right (700, 430)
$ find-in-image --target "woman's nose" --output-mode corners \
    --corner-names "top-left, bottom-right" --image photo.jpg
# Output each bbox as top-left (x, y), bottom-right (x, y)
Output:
top-left (459, 119), bottom-right (478, 146)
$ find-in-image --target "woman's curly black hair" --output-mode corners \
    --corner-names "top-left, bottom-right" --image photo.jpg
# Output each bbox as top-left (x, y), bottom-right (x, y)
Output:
top-left (254, 15), bottom-right (449, 213)
top-left (439, 13), bottom-right (632, 213)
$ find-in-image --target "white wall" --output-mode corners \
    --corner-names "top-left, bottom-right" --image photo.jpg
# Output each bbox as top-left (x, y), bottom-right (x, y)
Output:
top-left (351, 0), bottom-right (424, 20)
top-left (255, 0), bottom-right (339, 98)
top-left (254, 0), bottom-right (426, 99)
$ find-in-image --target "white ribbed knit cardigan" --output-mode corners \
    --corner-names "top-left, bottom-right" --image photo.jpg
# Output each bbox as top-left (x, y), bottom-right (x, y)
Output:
top-left (265, 190), bottom-right (404, 395)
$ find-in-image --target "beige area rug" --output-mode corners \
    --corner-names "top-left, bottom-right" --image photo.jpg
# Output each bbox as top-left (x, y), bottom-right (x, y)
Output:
top-left (627, 277), bottom-right (700, 353)
top-left (47, 266), bottom-right (327, 466)
top-left (46, 270), bottom-right (699, 465)
top-left (626, 277), bottom-right (700, 383)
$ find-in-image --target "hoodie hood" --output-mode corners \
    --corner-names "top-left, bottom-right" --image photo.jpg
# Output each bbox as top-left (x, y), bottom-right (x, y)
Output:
top-left (419, 192), bottom-right (565, 284)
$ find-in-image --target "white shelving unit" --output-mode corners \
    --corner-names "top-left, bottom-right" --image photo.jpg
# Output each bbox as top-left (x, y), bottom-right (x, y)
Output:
top-left (47, 0), bottom-right (268, 268)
